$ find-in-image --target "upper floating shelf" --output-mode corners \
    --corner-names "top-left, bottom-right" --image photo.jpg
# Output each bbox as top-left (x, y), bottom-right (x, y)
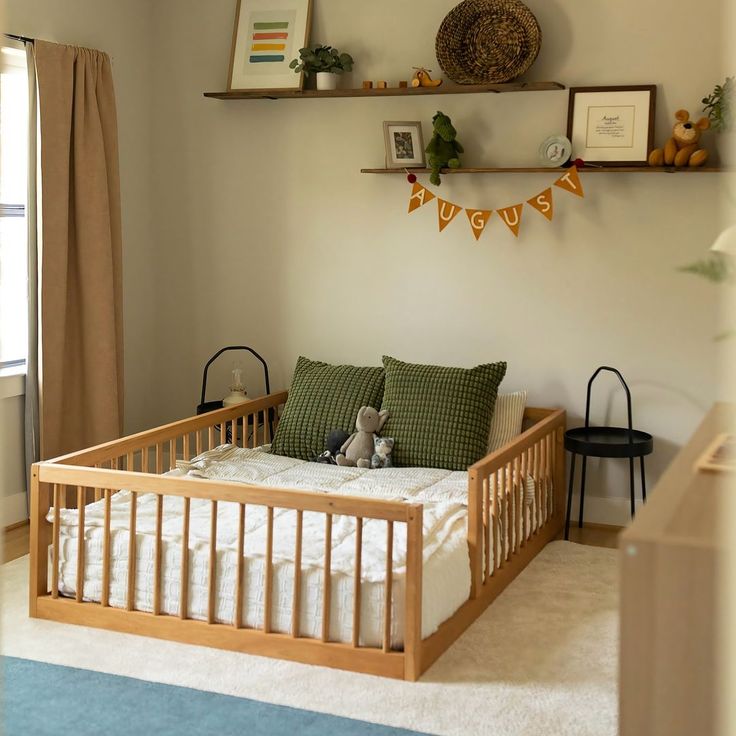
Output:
top-left (203, 81), bottom-right (565, 100)
top-left (360, 166), bottom-right (725, 174)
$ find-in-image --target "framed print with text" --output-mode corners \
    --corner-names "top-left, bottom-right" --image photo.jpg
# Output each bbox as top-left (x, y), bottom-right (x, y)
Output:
top-left (567, 86), bottom-right (657, 165)
top-left (228, 0), bottom-right (312, 92)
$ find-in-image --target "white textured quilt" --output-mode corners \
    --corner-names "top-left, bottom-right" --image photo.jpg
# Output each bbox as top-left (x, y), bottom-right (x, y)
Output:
top-left (50, 446), bottom-right (474, 647)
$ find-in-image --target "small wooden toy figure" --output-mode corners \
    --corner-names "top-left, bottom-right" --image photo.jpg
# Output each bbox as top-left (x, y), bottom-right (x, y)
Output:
top-left (411, 67), bottom-right (443, 88)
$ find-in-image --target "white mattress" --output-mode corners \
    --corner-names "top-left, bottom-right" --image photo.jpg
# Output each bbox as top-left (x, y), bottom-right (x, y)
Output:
top-left (50, 446), bottom-right (476, 648)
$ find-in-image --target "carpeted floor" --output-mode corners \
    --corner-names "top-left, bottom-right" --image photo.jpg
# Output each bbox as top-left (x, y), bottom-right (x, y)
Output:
top-left (1, 541), bottom-right (618, 736)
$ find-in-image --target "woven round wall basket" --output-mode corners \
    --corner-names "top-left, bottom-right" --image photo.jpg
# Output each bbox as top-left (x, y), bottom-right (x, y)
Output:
top-left (436, 0), bottom-right (542, 85)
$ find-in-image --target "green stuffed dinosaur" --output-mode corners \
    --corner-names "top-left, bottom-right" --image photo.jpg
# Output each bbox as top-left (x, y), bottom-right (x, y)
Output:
top-left (425, 111), bottom-right (464, 185)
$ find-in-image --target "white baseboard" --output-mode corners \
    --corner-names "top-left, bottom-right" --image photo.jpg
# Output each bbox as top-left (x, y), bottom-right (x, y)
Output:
top-left (1, 492), bottom-right (28, 527)
top-left (568, 494), bottom-right (637, 527)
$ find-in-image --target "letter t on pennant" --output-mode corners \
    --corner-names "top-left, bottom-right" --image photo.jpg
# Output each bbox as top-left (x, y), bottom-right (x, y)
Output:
top-left (553, 166), bottom-right (585, 198)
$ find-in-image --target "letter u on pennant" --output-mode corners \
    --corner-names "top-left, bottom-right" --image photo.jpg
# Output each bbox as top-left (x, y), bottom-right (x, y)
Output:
top-left (465, 209), bottom-right (493, 241)
top-left (497, 203), bottom-right (524, 237)
top-left (408, 182), bottom-right (435, 213)
top-left (437, 198), bottom-right (461, 232)
top-left (527, 188), bottom-right (554, 221)
top-left (553, 166), bottom-right (584, 198)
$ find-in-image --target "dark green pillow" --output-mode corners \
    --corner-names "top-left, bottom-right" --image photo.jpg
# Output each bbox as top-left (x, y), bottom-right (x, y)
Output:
top-left (271, 356), bottom-right (385, 461)
top-left (380, 355), bottom-right (507, 470)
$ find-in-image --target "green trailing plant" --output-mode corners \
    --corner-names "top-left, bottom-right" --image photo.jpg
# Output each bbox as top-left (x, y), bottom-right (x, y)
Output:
top-left (289, 45), bottom-right (354, 76)
top-left (679, 252), bottom-right (733, 283)
top-left (701, 77), bottom-right (734, 132)
top-left (679, 252), bottom-right (734, 340)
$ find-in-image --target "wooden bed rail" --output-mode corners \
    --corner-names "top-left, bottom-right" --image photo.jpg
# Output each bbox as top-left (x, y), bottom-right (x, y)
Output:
top-left (467, 408), bottom-right (566, 598)
top-left (46, 391), bottom-right (289, 467)
top-left (29, 453), bottom-right (426, 680)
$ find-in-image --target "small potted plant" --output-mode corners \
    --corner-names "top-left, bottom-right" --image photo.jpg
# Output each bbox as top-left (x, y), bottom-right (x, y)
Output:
top-left (702, 77), bottom-right (733, 132)
top-left (289, 45), bottom-right (354, 91)
top-left (702, 77), bottom-right (733, 164)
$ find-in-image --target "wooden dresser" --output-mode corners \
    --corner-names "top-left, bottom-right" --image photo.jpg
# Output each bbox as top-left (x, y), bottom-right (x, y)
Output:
top-left (619, 403), bottom-right (734, 736)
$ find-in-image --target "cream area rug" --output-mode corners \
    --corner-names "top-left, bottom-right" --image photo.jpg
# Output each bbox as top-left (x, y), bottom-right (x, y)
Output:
top-left (1, 541), bottom-right (618, 736)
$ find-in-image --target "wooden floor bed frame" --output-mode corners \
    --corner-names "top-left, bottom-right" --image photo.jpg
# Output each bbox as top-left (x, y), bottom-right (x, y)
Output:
top-left (29, 392), bottom-right (566, 681)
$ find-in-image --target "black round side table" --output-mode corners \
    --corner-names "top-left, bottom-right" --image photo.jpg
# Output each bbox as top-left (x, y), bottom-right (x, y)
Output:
top-left (564, 367), bottom-right (654, 540)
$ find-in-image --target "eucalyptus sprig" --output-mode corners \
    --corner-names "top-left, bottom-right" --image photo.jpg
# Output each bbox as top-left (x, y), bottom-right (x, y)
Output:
top-left (678, 253), bottom-right (733, 284)
top-left (289, 45), bottom-right (354, 76)
top-left (702, 77), bottom-right (734, 132)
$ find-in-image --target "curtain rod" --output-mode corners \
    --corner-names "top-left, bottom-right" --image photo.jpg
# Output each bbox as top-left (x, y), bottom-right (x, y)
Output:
top-left (4, 33), bottom-right (34, 44)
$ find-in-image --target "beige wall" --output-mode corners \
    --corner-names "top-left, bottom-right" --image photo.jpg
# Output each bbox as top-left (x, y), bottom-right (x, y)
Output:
top-left (145, 0), bottom-right (725, 522)
top-left (0, 0), bottom-right (727, 523)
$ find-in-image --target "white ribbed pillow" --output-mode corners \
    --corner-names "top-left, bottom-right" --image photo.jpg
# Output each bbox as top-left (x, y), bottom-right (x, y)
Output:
top-left (488, 390), bottom-right (528, 452)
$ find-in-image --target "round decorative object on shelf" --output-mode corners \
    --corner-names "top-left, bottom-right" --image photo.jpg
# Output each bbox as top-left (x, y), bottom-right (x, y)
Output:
top-left (436, 0), bottom-right (542, 85)
top-left (538, 135), bottom-right (572, 167)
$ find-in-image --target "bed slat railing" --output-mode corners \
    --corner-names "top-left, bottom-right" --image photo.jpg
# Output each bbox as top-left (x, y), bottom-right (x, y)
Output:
top-left (468, 408), bottom-right (566, 597)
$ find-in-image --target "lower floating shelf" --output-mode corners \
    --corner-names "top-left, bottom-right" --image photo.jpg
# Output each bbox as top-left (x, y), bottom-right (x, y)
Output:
top-left (360, 166), bottom-right (725, 174)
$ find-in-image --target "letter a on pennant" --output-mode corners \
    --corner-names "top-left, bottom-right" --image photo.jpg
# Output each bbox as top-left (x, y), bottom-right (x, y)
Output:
top-left (553, 166), bottom-right (584, 198)
top-left (526, 188), bottom-right (554, 221)
top-left (465, 209), bottom-right (493, 241)
top-left (497, 203), bottom-right (524, 237)
top-left (408, 182), bottom-right (435, 213)
top-left (437, 198), bottom-right (461, 232)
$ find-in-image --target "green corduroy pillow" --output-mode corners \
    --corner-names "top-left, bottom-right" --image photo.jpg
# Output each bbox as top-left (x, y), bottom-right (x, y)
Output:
top-left (271, 356), bottom-right (386, 461)
top-left (380, 355), bottom-right (507, 471)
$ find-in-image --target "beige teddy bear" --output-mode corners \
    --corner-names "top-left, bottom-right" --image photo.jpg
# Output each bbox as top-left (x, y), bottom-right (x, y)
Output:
top-left (648, 109), bottom-right (710, 167)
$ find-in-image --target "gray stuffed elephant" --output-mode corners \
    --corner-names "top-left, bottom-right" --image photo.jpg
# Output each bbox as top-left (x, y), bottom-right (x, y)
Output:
top-left (335, 406), bottom-right (389, 468)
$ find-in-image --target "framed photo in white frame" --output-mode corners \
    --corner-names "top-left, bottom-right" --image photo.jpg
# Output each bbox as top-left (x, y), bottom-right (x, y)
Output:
top-left (567, 85), bottom-right (657, 165)
top-left (228, 0), bottom-right (312, 92)
top-left (383, 121), bottom-right (426, 169)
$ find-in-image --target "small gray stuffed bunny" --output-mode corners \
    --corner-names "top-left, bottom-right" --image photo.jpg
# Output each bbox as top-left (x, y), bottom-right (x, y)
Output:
top-left (335, 406), bottom-right (389, 468)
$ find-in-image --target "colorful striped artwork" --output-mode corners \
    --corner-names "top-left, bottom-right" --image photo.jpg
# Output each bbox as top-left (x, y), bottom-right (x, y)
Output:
top-left (249, 19), bottom-right (291, 64)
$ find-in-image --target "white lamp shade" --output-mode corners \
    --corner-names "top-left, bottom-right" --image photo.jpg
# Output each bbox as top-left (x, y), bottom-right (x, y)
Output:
top-left (710, 224), bottom-right (736, 255)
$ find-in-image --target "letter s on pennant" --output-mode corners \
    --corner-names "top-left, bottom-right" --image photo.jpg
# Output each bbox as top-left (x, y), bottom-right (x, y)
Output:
top-left (526, 188), bottom-right (554, 221)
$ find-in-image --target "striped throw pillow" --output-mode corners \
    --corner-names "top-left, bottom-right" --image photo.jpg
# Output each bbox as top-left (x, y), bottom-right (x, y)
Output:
top-left (271, 356), bottom-right (385, 461)
top-left (488, 391), bottom-right (528, 452)
top-left (380, 355), bottom-right (507, 471)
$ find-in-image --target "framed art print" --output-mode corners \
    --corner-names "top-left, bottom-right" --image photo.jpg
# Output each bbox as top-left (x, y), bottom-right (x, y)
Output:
top-left (228, 0), bottom-right (312, 92)
top-left (567, 86), bottom-right (656, 165)
top-left (383, 121), bottom-right (426, 169)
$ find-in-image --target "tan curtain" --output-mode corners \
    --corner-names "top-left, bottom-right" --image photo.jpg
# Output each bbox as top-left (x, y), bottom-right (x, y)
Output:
top-left (34, 41), bottom-right (123, 459)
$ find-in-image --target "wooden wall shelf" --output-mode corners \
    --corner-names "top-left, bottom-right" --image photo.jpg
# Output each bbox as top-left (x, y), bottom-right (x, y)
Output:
top-left (360, 166), bottom-right (725, 175)
top-left (203, 81), bottom-right (565, 100)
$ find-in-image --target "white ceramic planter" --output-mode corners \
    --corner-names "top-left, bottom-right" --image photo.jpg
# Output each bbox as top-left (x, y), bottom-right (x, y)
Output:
top-left (316, 72), bottom-right (339, 91)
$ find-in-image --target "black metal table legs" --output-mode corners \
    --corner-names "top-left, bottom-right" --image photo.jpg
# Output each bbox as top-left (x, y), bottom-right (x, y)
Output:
top-left (564, 453), bottom-right (648, 540)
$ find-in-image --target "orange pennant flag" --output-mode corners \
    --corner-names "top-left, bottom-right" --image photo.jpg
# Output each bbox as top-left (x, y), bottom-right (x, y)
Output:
top-left (526, 188), bottom-right (554, 221)
top-left (553, 166), bottom-right (584, 198)
top-left (408, 182), bottom-right (435, 213)
top-left (497, 203), bottom-right (524, 237)
top-left (437, 198), bottom-right (462, 232)
top-left (465, 209), bottom-right (493, 241)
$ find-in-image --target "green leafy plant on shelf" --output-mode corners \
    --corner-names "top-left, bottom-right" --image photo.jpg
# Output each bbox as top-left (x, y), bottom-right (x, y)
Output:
top-left (289, 45), bottom-right (354, 76)
top-left (702, 77), bottom-right (734, 132)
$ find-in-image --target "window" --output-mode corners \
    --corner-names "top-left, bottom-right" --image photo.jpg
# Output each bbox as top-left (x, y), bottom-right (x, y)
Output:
top-left (0, 40), bottom-right (29, 369)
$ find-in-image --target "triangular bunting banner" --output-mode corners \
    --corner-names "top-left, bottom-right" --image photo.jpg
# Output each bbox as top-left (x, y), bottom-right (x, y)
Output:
top-left (437, 198), bottom-right (462, 232)
top-left (553, 166), bottom-right (584, 198)
top-left (527, 188), bottom-right (554, 221)
top-left (402, 167), bottom-right (586, 241)
top-left (496, 203), bottom-right (524, 237)
top-left (465, 209), bottom-right (493, 241)
top-left (408, 182), bottom-right (435, 213)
